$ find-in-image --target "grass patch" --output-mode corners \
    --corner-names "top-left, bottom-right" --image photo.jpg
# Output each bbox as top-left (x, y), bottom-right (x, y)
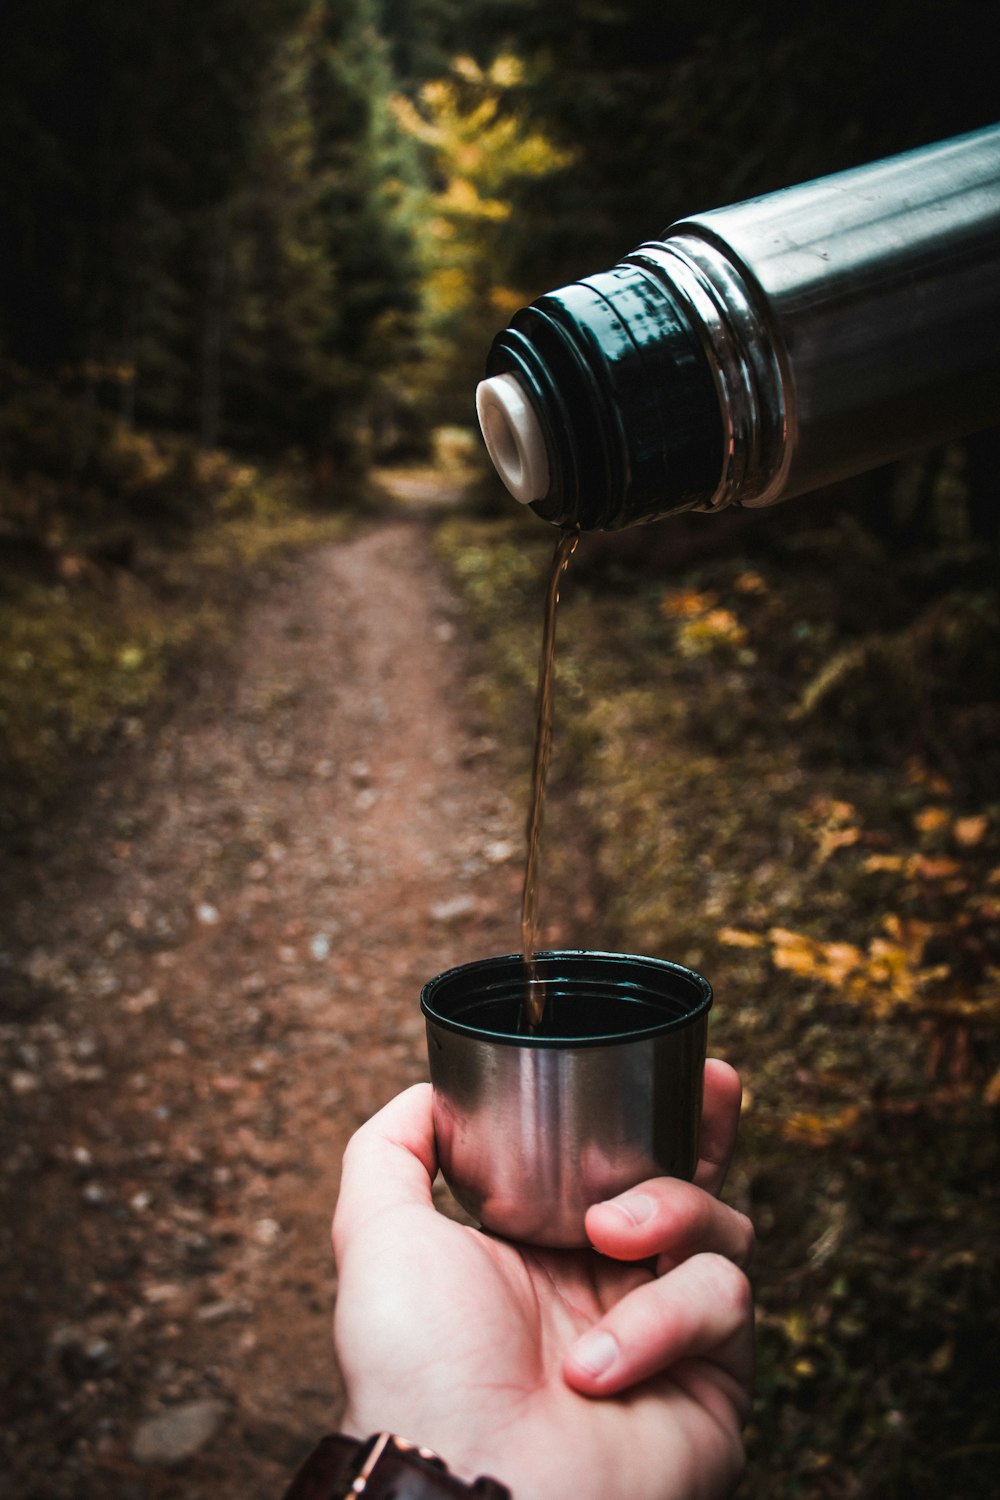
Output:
top-left (0, 447), bottom-right (350, 830)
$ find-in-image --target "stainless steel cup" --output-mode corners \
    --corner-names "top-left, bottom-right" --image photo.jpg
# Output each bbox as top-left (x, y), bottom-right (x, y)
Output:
top-left (421, 950), bottom-right (712, 1248)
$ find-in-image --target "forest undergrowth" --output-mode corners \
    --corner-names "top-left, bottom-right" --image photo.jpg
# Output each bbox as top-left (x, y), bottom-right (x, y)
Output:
top-left (0, 375), bottom-right (354, 833)
top-left (434, 490), bottom-right (1000, 1500)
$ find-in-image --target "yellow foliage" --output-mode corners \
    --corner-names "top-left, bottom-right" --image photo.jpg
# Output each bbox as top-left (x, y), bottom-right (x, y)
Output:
top-left (685, 609), bottom-right (746, 650)
top-left (440, 176), bottom-right (509, 221)
top-left (806, 796), bottom-right (862, 864)
top-left (756, 912), bottom-right (999, 1029)
top-left (661, 589), bottom-right (747, 655)
top-left (718, 926), bottom-right (767, 949)
top-left (426, 266), bottom-right (473, 314)
top-left (390, 53), bottom-right (571, 377)
top-left (769, 928), bottom-right (865, 988)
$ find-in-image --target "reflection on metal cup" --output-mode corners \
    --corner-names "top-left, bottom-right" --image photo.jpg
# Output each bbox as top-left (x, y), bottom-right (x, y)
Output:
top-left (421, 950), bottom-right (712, 1248)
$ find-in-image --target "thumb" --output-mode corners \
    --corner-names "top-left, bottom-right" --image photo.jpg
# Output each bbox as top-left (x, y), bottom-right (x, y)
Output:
top-left (332, 1083), bottom-right (438, 1260)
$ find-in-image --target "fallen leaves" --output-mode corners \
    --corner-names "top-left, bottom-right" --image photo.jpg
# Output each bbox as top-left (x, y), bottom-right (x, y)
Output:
top-left (782, 1104), bottom-right (863, 1147)
top-left (660, 587), bottom-right (749, 655)
top-left (721, 907), bottom-right (1000, 1061)
top-left (954, 814), bottom-right (988, 847)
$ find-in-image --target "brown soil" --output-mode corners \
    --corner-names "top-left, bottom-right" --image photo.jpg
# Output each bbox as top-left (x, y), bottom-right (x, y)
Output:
top-left (0, 498), bottom-right (572, 1497)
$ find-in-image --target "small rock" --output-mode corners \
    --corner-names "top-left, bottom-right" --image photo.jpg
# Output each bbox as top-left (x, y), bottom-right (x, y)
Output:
top-left (122, 986), bottom-right (160, 1015)
top-left (50, 1324), bottom-right (117, 1378)
top-left (430, 894), bottom-right (478, 923)
top-left (196, 902), bottom-right (220, 926)
top-left (196, 1298), bottom-right (248, 1324)
top-left (461, 735), bottom-right (498, 764)
top-left (484, 839), bottom-right (518, 865)
top-left (253, 1217), bottom-right (282, 1247)
top-left (131, 1399), bottom-right (227, 1465)
top-left (9, 1070), bottom-right (40, 1095)
top-left (144, 1282), bottom-right (184, 1304)
top-left (309, 933), bottom-right (331, 961)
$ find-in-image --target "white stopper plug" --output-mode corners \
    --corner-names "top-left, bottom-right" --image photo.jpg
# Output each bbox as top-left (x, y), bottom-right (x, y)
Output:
top-left (475, 374), bottom-right (551, 504)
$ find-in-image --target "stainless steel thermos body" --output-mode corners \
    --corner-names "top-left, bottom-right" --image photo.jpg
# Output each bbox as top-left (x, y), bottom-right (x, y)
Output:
top-left (477, 124), bottom-right (1000, 530)
top-left (421, 951), bottom-right (712, 1248)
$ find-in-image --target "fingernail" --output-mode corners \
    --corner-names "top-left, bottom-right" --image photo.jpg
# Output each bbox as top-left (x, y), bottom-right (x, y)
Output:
top-left (571, 1329), bottom-right (618, 1376)
top-left (606, 1191), bottom-right (655, 1226)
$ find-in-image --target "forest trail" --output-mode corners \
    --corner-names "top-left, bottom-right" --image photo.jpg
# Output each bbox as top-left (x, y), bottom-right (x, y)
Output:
top-left (0, 500), bottom-right (551, 1498)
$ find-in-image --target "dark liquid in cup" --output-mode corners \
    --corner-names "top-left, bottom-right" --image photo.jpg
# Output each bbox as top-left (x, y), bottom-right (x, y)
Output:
top-left (520, 529), bottom-right (578, 1028)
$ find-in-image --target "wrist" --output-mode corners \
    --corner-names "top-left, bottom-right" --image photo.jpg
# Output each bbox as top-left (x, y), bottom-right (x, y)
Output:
top-left (282, 1431), bottom-right (512, 1500)
top-left (340, 1399), bottom-right (495, 1490)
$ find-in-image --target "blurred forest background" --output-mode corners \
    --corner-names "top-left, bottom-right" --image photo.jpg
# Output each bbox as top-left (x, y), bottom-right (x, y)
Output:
top-left (2, 0), bottom-right (999, 1497)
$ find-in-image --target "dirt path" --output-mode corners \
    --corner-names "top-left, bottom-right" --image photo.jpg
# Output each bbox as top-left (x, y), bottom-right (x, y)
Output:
top-left (0, 507), bottom-right (544, 1498)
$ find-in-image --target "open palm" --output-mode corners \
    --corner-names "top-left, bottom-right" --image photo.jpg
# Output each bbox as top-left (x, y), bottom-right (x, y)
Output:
top-left (332, 1064), bottom-right (753, 1500)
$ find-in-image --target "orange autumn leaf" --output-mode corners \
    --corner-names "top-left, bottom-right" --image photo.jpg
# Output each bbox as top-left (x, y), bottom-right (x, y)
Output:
top-left (660, 587), bottom-right (719, 619)
top-left (809, 796), bottom-right (857, 824)
top-left (676, 608), bottom-right (747, 654)
top-left (814, 825), bottom-right (860, 863)
top-left (734, 570), bottom-right (768, 595)
top-left (914, 806), bottom-right (950, 834)
top-left (863, 853), bottom-right (905, 874)
top-left (807, 797), bottom-right (862, 863)
top-left (768, 928), bottom-right (864, 988)
top-left (908, 855), bottom-right (963, 881)
top-left (905, 759), bottom-right (952, 797)
top-left (718, 927), bottom-right (766, 949)
top-left (953, 814), bottom-right (988, 847)
top-left (783, 1104), bottom-right (862, 1146)
top-left (768, 927), bottom-right (821, 977)
top-left (881, 913), bottom-right (934, 963)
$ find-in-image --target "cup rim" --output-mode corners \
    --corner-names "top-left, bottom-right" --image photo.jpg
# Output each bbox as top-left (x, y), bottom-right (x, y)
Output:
top-left (420, 948), bottom-right (712, 1048)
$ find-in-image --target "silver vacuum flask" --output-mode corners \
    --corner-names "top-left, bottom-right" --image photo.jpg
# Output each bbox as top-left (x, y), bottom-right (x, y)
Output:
top-left (477, 124), bottom-right (1000, 530)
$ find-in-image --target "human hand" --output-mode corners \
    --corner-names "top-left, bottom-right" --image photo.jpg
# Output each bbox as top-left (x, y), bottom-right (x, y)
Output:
top-left (332, 1062), bottom-right (753, 1500)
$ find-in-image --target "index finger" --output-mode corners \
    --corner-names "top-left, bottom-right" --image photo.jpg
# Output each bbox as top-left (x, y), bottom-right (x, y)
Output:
top-left (332, 1082), bottom-right (438, 1259)
top-left (695, 1059), bottom-right (743, 1196)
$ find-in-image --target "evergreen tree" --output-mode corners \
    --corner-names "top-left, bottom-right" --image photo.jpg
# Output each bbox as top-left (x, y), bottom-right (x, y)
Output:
top-left (303, 0), bottom-right (424, 466)
top-left (445, 0), bottom-right (1000, 293)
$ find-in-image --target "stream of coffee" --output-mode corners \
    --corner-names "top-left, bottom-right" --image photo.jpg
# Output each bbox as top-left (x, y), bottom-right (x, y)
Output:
top-left (520, 528), bottom-right (579, 1029)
